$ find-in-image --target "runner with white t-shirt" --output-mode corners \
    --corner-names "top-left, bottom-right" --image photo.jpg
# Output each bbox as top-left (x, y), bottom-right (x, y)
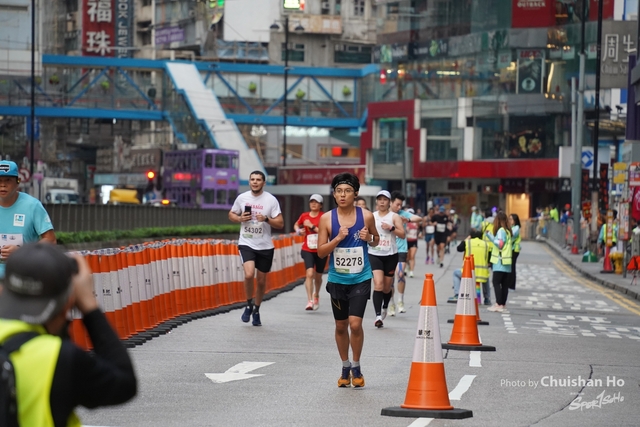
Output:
top-left (368, 190), bottom-right (405, 328)
top-left (228, 171), bottom-right (284, 326)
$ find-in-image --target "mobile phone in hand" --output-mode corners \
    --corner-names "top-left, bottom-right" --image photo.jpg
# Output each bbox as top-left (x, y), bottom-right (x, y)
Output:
top-left (244, 205), bottom-right (252, 214)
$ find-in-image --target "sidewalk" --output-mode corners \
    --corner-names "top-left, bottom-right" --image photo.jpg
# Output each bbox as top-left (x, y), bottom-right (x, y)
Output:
top-left (543, 238), bottom-right (640, 302)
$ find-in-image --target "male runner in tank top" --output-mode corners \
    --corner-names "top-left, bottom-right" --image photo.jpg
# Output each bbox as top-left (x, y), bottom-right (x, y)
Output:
top-left (318, 172), bottom-right (379, 388)
top-left (368, 190), bottom-right (405, 328)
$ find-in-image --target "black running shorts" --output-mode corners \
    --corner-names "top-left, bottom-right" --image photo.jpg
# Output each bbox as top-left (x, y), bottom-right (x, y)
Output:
top-left (326, 279), bottom-right (371, 320)
top-left (369, 253), bottom-right (399, 277)
top-left (238, 245), bottom-right (275, 273)
top-left (301, 249), bottom-right (328, 273)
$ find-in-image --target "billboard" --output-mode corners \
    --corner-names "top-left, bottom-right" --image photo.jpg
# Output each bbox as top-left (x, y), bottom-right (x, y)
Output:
top-left (82, 0), bottom-right (116, 57)
top-left (511, 0), bottom-right (555, 28)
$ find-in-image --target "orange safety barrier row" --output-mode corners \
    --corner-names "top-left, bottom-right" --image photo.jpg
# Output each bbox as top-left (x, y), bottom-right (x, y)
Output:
top-left (67, 235), bottom-right (306, 349)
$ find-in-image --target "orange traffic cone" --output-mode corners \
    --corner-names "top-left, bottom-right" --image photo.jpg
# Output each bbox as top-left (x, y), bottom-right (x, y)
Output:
top-left (442, 257), bottom-right (496, 352)
top-left (381, 273), bottom-right (473, 420)
top-left (571, 234), bottom-right (579, 254)
top-left (448, 255), bottom-right (489, 326)
top-left (601, 246), bottom-right (614, 274)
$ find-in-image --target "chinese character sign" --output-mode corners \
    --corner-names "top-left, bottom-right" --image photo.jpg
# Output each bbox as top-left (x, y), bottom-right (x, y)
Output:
top-left (83, 0), bottom-right (115, 57)
top-left (600, 20), bottom-right (637, 88)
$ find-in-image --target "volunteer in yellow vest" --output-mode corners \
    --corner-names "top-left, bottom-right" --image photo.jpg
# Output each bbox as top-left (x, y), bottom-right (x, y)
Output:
top-left (597, 210), bottom-right (618, 250)
top-left (448, 230), bottom-right (491, 305)
top-left (485, 212), bottom-right (512, 313)
top-left (507, 213), bottom-right (521, 291)
top-left (481, 210), bottom-right (495, 266)
top-left (0, 243), bottom-right (137, 427)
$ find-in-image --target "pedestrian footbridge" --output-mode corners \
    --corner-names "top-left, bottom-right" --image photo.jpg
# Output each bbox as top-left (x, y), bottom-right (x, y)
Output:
top-left (0, 55), bottom-right (379, 177)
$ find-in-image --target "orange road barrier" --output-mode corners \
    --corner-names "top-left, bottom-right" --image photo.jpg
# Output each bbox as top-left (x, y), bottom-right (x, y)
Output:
top-left (381, 273), bottom-right (473, 420)
top-left (442, 257), bottom-right (496, 352)
top-left (106, 249), bottom-right (130, 339)
top-left (124, 249), bottom-right (144, 334)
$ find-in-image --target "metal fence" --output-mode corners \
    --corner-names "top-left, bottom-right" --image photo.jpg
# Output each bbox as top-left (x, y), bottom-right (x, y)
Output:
top-left (44, 204), bottom-right (230, 233)
top-left (523, 218), bottom-right (591, 250)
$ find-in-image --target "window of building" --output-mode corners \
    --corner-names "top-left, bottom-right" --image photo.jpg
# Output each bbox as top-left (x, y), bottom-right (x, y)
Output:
top-left (281, 43), bottom-right (305, 62)
top-left (321, 0), bottom-right (330, 15)
top-left (335, 0), bottom-right (341, 15)
top-left (140, 31), bottom-right (151, 46)
top-left (353, 0), bottom-right (364, 16)
top-left (334, 44), bottom-right (372, 64)
top-left (142, 0), bottom-right (152, 6)
top-left (373, 119), bottom-right (405, 164)
top-left (420, 118), bottom-right (460, 161)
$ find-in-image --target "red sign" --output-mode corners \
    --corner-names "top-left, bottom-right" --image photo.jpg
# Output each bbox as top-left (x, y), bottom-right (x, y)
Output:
top-left (278, 166), bottom-right (366, 185)
top-left (82, 0), bottom-right (115, 57)
top-left (589, 0), bottom-right (614, 21)
top-left (511, 0), bottom-right (555, 28)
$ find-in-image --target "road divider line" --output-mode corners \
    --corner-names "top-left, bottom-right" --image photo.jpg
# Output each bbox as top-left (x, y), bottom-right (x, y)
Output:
top-left (448, 375), bottom-right (476, 401)
top-left (407, 418), bottom-right (433, 427)
top-left (469, 351), bottom-right (482, 367)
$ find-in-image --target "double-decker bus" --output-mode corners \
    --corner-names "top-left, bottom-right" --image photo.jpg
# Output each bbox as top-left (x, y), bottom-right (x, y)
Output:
top-left (162, 149), bottom-right (239, 209)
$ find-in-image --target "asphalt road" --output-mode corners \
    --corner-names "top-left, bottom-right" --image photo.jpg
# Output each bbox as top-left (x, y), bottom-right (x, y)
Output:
top-left (79, 241), bottom-right (640, 427)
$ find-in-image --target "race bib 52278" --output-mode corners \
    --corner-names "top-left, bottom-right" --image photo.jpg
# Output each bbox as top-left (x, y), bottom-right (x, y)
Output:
top-left (333, 247), bottom-right (364, 274)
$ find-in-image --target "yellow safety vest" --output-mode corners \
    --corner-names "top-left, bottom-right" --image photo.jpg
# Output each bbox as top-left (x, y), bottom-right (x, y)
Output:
top-left (465, 238), bottom-right (490, 283)
top-left (0, 320), bottom-right (81, 427)
top-left (490, 229), bottom-right (512, 266)
top-left (602, 224), bottom-right (618, 244)
top-left (482, 221), bottom-right (494, 248)
top-left (513, 233), bottom-right (521, 253)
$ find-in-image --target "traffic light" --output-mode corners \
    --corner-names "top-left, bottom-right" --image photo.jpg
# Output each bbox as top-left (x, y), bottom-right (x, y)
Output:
top-left (379, 71), bottom-right (387, 85)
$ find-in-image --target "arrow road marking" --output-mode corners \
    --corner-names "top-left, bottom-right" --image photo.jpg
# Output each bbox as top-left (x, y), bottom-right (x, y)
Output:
top-left (205, 361), bottom-right (274, 384)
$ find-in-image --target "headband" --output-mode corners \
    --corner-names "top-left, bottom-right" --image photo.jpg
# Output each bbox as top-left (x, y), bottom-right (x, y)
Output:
top-left (333, 180), bottom-right (356, 190)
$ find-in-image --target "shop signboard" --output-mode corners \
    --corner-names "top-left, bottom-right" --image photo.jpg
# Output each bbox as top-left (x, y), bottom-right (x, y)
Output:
top-left (511, 0), bottom-right (555, 29)
top-left (516, 49), bottom-right (544, 94)
top-left (83, 0), bottom-right (116, 57)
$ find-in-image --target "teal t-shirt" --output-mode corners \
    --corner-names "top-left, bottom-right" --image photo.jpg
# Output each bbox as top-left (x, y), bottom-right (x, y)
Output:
top-left (0, 193), bottom-right (54, 278)
top-left (395, 210), bottom-right (412, 254)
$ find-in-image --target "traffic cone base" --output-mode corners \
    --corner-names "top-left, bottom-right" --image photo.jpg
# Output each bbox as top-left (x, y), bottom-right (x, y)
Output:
top-left (442, 342), bottom-right (496, 351)
top-left (382, 406), bottom-right (473, 419)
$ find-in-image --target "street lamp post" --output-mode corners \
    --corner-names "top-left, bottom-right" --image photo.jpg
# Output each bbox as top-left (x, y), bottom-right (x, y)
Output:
top-left (270, 17), bottom-right (304, 167)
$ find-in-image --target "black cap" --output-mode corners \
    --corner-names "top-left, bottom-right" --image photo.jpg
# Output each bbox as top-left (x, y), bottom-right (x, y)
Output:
top-left (0, 244), bottom-right (77, 324)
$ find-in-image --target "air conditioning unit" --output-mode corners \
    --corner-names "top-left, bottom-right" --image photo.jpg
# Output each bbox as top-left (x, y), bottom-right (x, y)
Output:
top-left (321, 1), bottom-right (330, 9)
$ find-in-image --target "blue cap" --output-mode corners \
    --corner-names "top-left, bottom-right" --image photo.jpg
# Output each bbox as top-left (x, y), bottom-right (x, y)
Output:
top-left (0, 161), bottom-right (19, 178)
top-left (439, 206), bottom-right (445, 212)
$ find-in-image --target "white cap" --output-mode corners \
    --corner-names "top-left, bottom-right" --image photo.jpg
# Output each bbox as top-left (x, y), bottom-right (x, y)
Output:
top-left (471, 206), bottom-right (477, 211)
top-left (309, 194), bottom-right (323, 204)
top-left (376, 190), bottom-right (391, 199)
top-left (450, 209), bottom-right (455, 214)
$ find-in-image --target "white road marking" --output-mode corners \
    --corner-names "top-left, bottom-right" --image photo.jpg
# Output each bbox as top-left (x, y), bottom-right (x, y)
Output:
top-left (469, 351), bottom-right (482, 367)
top-left (448, 374), bottom-right (477, 400)
top-left (408, 375), bottom-right (478, 426)
top-left (205, 361), bottom-right (274, 383)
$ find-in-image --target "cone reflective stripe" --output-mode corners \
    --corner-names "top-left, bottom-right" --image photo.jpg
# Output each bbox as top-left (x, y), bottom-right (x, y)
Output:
top-left (442, 257), bottom-right (495, 352)
top-left (382, 273), bottom-right (472, 420)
